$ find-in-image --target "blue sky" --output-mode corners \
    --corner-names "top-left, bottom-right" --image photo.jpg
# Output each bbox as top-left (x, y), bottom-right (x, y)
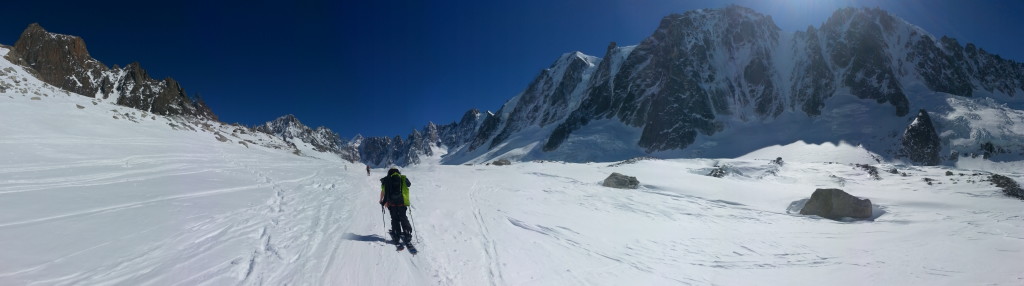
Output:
top-left (2, 0), bottom-right (1022, 138)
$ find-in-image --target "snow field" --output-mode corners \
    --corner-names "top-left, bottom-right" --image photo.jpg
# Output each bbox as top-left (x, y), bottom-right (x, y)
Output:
top-left (3, 92), bottom-right (1024, 285)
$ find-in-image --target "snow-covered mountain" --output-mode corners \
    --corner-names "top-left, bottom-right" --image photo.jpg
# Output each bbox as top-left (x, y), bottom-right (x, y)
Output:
top-left (435, 5), bottom-right (1024, 165)
top-left (255, 114), bottom-right (360, 162)
top-left (4, 6), bottom-right (1024, 168)
top-left (358, 109), bottom-right (485, 167)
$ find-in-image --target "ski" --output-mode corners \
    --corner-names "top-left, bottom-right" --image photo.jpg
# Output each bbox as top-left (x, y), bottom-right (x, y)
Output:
top-left (406, 243), bottom-right (418, 255)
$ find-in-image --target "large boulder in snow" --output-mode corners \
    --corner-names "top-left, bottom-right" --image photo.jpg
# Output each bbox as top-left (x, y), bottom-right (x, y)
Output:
top-left (602, 173), bottom-right (639, 189)
top-left (901, 109), bottom-right (941, 165)
top-left (799, 188), bottom-right (872, 220)
top-left (492, 159), bottom-right (512, 166)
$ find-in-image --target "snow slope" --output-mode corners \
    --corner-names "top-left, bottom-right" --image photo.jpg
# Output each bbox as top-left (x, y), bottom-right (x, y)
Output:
top-left (3, 85), bottom-right (1024, 284)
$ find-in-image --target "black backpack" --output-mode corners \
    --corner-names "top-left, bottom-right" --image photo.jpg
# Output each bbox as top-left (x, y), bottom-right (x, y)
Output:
top-left (383, 174), bottom-right (405, 205)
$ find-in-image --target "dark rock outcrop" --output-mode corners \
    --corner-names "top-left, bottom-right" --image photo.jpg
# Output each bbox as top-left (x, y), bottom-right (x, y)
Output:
top-left (901, 109), bottom-right (941, 165)
top-left (708, 167), bottom-right (727, 178)
top-left (7, 23), bottom-right (104, 97)
top-left (602, 172), bottom-right (639, 189)
top-left (4, 23), bottom-right (214, 119)
top-left (800, 188), bottom-right (873, 220)
top-left (989, 174), bottom-right (1024, 200)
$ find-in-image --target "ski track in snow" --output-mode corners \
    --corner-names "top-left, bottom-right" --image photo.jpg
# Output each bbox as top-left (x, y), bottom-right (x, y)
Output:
top-left (470, 182), bottom-right (505, 286)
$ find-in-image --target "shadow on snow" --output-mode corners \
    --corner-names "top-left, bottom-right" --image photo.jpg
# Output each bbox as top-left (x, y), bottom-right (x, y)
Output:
top-left (343, 233), bottom-right (391, 244)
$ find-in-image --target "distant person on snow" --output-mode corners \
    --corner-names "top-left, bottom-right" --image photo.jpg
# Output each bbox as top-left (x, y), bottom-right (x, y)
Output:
top-left (379, 167), bottom-right (413, 245)
top-left (366, 165), bottom-right (370, 176)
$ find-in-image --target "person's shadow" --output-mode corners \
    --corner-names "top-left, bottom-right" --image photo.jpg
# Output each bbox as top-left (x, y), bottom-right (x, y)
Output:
top-left (343, 232), bottom-right (390, 244)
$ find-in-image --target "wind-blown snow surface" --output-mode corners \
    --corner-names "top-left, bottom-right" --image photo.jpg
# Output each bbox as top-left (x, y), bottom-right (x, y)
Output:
top-left (3, 94), bottom-right (1024, 285)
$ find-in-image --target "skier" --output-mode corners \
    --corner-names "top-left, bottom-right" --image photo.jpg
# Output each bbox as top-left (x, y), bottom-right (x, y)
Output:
top-left (379, 167), bottom-right (414, 250)
top-left (366, 165), bottom-right (370, 176)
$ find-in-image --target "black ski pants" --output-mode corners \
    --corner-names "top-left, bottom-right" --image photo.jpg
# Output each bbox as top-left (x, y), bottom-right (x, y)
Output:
top-left (387, 205), bottom-right (413, 237)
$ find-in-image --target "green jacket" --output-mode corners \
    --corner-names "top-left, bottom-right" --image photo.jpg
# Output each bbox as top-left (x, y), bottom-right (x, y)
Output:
top-left (380, 173), bottom-right (411, 206)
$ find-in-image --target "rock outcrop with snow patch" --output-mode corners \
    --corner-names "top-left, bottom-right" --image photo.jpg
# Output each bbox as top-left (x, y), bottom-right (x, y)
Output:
top-left (4, 24), bottom-right (215, 119)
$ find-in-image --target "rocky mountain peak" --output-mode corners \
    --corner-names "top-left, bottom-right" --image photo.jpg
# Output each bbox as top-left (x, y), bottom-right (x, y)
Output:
top-left (14, 23), bottom-right (91, 60)
top-left (4, 24), bottom-right (215, 119)
top-left (459, 109), bottom-right (481, 124)
top-left (7, 23), bottom-right (105, 97)
top-left (256, 114), bottom-right (308, 136)
top-left (254, 114), bottom-right (359, 162)
top-left (278, 114), bottom-right (301, 125)
top-left (664, 4), bottom-right (780, 48)
top-left (826, 7), bottom-right (897, 30)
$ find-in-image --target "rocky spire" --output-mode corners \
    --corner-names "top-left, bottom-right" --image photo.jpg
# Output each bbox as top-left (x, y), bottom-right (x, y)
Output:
top-left (901, 109), bottom-right (941, 165)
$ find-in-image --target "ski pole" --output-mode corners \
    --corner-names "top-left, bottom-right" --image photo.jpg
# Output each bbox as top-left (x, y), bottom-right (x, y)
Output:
top-left (381, 205), bottom-right (386, 239)
top-left (409, 206), bottom-right (420, 244)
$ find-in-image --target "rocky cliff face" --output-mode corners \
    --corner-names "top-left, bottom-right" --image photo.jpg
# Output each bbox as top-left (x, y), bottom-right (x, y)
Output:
top-left (438, 109), bottom-right (484, 148)
top-left (483, 52), bottom-right (599, 151)
top-left (7, 24), bottom-right (104, 96)
top-left (549, 6), bottom-right (785, 152)
top-left (4, 23), bottom-right (214, 119)
top-left (543, 6), bottom-right (922, 153)
top-left (820, 8), bottom-right (910, 116)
